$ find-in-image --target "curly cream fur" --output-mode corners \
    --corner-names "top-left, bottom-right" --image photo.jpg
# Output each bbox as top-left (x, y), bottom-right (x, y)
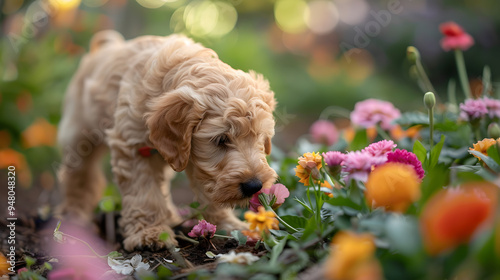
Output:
top-left (57, 30), bottom-right (277, 251)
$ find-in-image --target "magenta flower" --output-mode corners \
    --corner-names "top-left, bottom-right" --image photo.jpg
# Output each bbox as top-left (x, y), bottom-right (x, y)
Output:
top-left (342, 151), bottom-right (387, 182)
top-left (459, 99), bottom-right (488, 121)
top-left (350, 99), bottom-right (401, 130)
top-left (362, 140), bottom-right (397, 158)
top-left (483, 97), bottom-right (500, 119)
top-left (188, 220), bottom-right (217, 239)
top-left (323, 151), bottom-right (346, 166)
top-left (439, 22), bottom-right (474, 52)
top-left (249, 183), bottom-right (290, 212)
top-left (387, 149), bottom-right (425, 180)
top-left (310, 120), bottom-right (339, 146)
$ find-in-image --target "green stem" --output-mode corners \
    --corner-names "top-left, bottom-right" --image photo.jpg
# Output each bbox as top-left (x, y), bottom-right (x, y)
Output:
top-left (428, 108), bottom-right (434, 150)
top-left (60, 232), bottom-right (107, 258)
top-left (213, 234), bottom-right (233, 239)
top-left (258, 195), bottom-right (299, 233)
top-left (375, 125), bottom-right (391, 141)
top-left (454, 49), bottom-right (472, 99)
top-left (416, 60), bottom-right (437, 94)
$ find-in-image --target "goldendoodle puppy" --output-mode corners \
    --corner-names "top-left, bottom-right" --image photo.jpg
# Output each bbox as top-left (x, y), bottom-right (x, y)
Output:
top-left (57, 30), bottom-right (277, 251)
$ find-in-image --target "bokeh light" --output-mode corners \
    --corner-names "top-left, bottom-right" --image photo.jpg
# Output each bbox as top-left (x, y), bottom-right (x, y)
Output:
top-left (178, 0), bottom-right (237, 38)
top-left (48, 0), bottom-right (82, 11)
top-left (274, 0), bottom-right (308, 34)
top-left (306, 0), bottom-right (339, 35)
top-left (136, 0), bottom-right (167, 9)
top-left (336, 0), bottom-right (369, 25)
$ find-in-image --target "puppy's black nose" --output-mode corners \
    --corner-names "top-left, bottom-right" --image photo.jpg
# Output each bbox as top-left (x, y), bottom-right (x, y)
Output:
top-left (240, 178), bottom-right (263, 197)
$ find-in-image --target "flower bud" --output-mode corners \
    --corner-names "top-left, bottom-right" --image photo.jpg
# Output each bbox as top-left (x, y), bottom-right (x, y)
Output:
top-left (488, 123), bottom-right (500, 139)
top-left (407, 46), bottom-right (420, 64)
top-left (424, 92), bottom-right (436, 110)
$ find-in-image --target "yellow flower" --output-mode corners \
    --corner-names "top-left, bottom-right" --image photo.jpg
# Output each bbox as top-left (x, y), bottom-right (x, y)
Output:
top-left (324, 231), bottom-right (382, 280)
top-left (470, 138), bottom-right (498, 160)
top-left (295, 152), bottom-right (322, 186)
top-left (244, 206), bottom-right (279, 233)
top-left (365, 162), bottom-right (421, 213)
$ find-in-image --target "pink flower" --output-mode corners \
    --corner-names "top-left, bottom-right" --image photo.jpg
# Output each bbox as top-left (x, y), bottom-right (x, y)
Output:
top-left (439, 22), bottom-right (474, 51)
top-left (342, 151), bottom-right (387, 182)
top-left (362, 140), bottom-right (397, 158)
top-left (459, 99), bottom-right (488, 121)
top-left (249, 183), bottom-right (290, 212)
top-left (350, 99), bottom-right (401, 130)
top-left (310, 120), bottom-right (339, 146)
top-left (188, 220), bottom-right (217, 238)
top-left (46, 224), bottom-right (111, 279)
top-left (387, 149), bottom-right (425, 180)
top-left (323, 151), bottom-right (346, 166)
top-left (483, 97), bottom-right (500, 119)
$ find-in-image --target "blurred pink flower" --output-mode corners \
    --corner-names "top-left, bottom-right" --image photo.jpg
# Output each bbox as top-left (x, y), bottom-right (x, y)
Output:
top-left (459, 99), bottom-right (488, 121)
top-left (483, 97), bottom-right (500, 119)
top-left (342, 151), bottom-right (387, 182)
top-left (310, 120), bottom-right (339, 146)
top-left (439, 21), bottom-right (474, 51)
top-left (350, 99), bottom-right (401, 130)
top-left (249, 183), bottom-right (290, 212)
top-left (323, 151), bottom-right (346, 166)
top-left (362, 140), bottom-right (397, 158)
top-left (47, 224), bottom-right (111, 279)
top-left (387, 149), bottom-right (425, 180)
top-left (188, 220), bottom-right (217, 238)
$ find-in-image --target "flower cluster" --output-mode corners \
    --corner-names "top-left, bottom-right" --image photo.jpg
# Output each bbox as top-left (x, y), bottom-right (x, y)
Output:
top-left (459, 97), bottom-right (500, 122)
top-left (188, 220), bottom-right (217, 239)
top-left (350, 98), bottom-right (401, 130)
top-left (439, 21), bottom-right (474, 51)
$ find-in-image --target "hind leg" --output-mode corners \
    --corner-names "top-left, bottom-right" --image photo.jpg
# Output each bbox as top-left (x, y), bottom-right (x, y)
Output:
top-left (56, 128), bottom-right (108, 224)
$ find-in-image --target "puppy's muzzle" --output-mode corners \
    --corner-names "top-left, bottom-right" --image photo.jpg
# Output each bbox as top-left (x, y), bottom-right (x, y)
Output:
top-left (240, 178), bottom-right (263, 197)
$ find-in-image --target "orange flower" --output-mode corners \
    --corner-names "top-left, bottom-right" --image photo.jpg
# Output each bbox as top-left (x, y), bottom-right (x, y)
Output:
top-left (324, 231), bottom-right (382, 280)
top-left (22, 118), bottom-right (57, 148)
top-left (343, 127), bottom-right (377, 143)
top-left (470, 138), bottom-right (498, 160)
top-left (0, 253), bottom-right (9, 277)
top-left (0, 149), bottom-right (31, 187)
top-left (244, 206), bottom-right (279, 233)
top-left (365, 162), bottom-right (421, 213)
top-left (420, 182), bottom-right (498, 255)
top-left (295, 152), bottom-right (322, 186)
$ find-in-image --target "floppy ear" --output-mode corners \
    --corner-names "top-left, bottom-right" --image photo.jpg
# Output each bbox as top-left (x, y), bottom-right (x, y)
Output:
top-left (145, 87), bottom-right (202, 172)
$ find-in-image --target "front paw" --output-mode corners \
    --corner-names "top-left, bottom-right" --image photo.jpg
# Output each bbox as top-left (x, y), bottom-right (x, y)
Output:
top-left (123, 225), bottom-right (177, 251)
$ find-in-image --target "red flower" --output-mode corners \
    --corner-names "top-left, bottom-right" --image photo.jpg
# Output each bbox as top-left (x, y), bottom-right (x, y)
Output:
top-left (420, 182), bottom-right (498, 255)
top-left (439, 21), bottom-right (474, 51)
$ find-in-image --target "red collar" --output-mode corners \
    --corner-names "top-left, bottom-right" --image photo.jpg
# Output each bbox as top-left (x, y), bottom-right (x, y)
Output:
top-left (138, 146), bottom-right (158, 157)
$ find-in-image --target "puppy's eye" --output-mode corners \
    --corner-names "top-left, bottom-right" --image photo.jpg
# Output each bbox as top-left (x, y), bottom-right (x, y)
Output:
top-left (213, 135), bottom-right (229, 147)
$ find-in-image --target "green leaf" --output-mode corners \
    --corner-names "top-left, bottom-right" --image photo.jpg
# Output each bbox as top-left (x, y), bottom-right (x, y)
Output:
top-left (412, 140), bottom-right (427, 165)
top-left (325, 195), bottom-right (362, 211)
top-left (158, 232), bottom-right (170, 242)
top-left (230, 230), bottom-right (248, 246)
top-left (468, 150), bottom-right (500, 173)
top-left (107, 251), bottom-right (123, 258)
top-left (190, 201), bottom-right (201, 209)
top-left (395, 111), bottom-right (429, 126)
top-left (486, 144), bottom-right (500, 165)
top-left (429, 135), bottom-right (445, 169)
top-left (279, 215), bottom-right (308, 229)
top-left (43, 262), bottom-right (53, 271)
top-left (269, 235), bottom-right (288, 266)
top-left (157, 265), bottom-right (173, 278)
top-left (349, 129), bottom-right (368, 151)
top-left (418, 163), bottom-right (449, 209)
top-left (25, 256), bottom-right (36, 269)
top-left (294, 197), bottom-right (313, 214)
